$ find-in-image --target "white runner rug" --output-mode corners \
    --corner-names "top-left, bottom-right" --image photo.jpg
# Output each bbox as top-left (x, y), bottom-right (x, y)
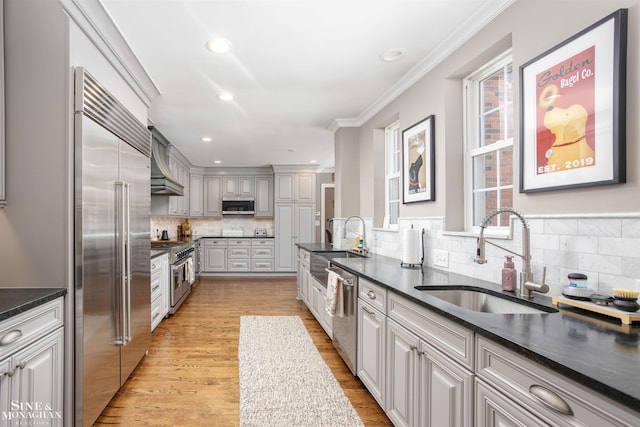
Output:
top-left (239, 316), bottom-right (364, 427)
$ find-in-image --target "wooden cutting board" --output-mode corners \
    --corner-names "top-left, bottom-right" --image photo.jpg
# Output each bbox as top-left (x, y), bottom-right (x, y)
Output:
top-left (552, 295), bottom-right (640, 325)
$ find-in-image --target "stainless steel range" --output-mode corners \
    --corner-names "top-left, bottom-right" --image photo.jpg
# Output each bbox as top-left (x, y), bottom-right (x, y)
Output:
top-left (153, 241), bottom-right (195, 313)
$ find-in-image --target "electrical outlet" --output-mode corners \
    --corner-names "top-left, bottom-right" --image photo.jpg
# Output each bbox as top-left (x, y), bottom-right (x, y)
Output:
top-left (433, 249), bottom-right (449, 268)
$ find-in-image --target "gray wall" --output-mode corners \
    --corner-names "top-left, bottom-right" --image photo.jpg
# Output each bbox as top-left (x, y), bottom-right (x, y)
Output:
top-left (337, 0), bottom-right (640, 225)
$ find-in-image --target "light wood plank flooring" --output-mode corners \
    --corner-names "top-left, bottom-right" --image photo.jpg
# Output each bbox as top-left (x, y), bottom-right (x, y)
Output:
top-left (94, 276), bottom-right (392, 426)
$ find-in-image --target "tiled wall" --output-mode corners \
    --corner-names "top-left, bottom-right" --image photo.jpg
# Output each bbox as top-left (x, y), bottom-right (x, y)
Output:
top-left (151, 217), bottom-right (275, 240)
top-left (334, 215), bottom-right (640, 297)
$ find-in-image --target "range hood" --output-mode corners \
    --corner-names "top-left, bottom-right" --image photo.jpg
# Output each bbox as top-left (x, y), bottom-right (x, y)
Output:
top-left (149, 127), bottom-right (184, 196)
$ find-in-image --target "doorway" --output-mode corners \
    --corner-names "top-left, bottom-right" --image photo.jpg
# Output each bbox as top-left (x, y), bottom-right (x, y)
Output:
top-left (321, 183), bottom-right (335, 245)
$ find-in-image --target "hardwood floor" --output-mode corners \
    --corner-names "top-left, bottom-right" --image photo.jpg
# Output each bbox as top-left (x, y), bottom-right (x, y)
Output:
top-left (94, 276), bottom-right (392, 426)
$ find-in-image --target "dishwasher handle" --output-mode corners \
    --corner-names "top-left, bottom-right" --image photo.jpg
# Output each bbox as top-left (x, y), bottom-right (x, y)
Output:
top-left (325, 267), bottom-right (354, 287)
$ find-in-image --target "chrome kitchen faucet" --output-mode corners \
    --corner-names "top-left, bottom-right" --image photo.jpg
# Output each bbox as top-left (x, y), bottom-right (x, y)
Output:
top-left (475, 208), bottom-right (549, 299)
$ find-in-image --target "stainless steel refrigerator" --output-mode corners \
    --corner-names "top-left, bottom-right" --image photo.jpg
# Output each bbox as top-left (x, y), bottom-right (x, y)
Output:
top-left (74, 68), bottom-right (152, 427)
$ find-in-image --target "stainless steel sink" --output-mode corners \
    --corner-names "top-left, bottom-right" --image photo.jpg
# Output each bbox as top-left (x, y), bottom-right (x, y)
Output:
top-left (414, 286), bottom-right (557, 314)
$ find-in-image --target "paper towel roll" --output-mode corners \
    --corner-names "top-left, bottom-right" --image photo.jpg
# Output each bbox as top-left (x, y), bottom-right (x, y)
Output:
top-left (402, 229), bottom-right (421, 265)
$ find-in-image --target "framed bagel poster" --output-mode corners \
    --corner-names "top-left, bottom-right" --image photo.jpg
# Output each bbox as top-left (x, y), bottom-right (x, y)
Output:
top-left (519, 9), bottom-right (627, 193)
top-left (402, 115), bottom-right (435, 203)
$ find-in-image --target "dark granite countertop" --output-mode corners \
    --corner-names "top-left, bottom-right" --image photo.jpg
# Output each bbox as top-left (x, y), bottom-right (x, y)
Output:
top-left (195, 235), bottom-right (274, 239)
top-left (298, 247), bottom-right (640, 413)
top-left (0, 288), bottom-right (67, 322)
top-left (151, 249), bottom-right (169, 259)
top-left (296, 243), bottom-right (343, 253)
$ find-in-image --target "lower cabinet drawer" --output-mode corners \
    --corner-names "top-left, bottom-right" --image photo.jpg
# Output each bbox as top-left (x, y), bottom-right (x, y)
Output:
top-left (151, 298), bottom-right (162, 331)
top-left (228, 246), bottom-right (251, 258)
top-left (252, 259), bottom-right (274, 271)
top-left (388, 291), bottom-right (474, 370)
top-left (252, 246), bottom-right (274, 258)
top-left (228, 259), bottom-right (251, 271)
top-left (476, 335), bottom-right (640, 426)
top-left (0, 298), bottom-right (64, 360)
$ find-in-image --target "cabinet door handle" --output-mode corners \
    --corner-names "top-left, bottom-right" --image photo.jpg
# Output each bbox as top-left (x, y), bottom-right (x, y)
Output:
top-left (0, 330), bottom-right (23, 346)
top-left (529, 385), bottom-right (573, 415)
top-left (367, 290), bottom-right (376, 300)
top-left (153, 313), bottom-right (161, 320)
top-left (151, 263), bottom-right (157, 269)
top-left (362, 306), bottom-right (376, 318)
top-left (152, 285), bottom-right (160, 291)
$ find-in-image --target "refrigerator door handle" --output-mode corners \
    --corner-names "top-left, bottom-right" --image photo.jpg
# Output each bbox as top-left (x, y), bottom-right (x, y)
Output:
top-left (114, 181), bottom-right (128, 346)
top-left (124, 182), bottom-right (132, 343)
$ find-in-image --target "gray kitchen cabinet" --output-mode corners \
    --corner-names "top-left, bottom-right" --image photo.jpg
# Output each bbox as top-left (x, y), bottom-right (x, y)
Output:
top-left (203, 176), bottom-right (222, 216)
top-left (150, 254), bottom-right (169, 331)
top-left (386, 318), bottom-right (419, 427)
top-left (0, 298), bottom-right (64, 427)
top-left (168, 156), bottom-right (189, 216)
top-left (254, 175), bottom-right (273, 217)
top-left (476, 379), bottom-right (546, 427)
top-left (296, 248), bottom-right (311, 300)
top-left (357, 298), bottom-right (386, 409)
top-left (310, 277), bottom-right (331, 337)
top-left (222, 175), bottom-right (254, 198)
top-left (227, 239), bottom-right (251, 272)
top-left (251, 239), bottom-right (274, 272)
top-left (275, 203), bottom-right (315, 271)
top-left (203, 238), bottom-right (227, 271)
top-left (475, 335), bottom-right (640, 427)
top-left (189, 172), bottom-right (203, 217)
top-left (386, 317), bottom-right (472, 427)
top-left (275, 173), bottom-right (315, 203)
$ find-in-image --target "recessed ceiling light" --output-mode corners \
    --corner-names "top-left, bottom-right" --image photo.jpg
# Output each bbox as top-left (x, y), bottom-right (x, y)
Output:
top-left (309, 160), bottom-right (317, 164)
top-left (201, 137), bottom-right (212, 142)
top-left (214, 160), bottom-right (222, 164)
top-left (380, 48), bottom-right (406, 62)
top-left (205, 38), bottom-right (232, 54)
top-left (218, 92), bottom-right (234, 101)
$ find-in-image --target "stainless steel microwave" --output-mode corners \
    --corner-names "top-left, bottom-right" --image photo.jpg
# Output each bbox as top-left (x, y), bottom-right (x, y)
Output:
top-left (221, 197), bottom-right (255, 215)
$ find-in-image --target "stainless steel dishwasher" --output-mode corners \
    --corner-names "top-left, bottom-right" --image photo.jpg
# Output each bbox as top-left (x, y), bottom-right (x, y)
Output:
top-left (326, 264), bottom-right (358, 375)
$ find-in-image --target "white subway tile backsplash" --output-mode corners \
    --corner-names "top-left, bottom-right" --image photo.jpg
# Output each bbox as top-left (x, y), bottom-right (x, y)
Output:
top-left (355, 214), bottom-right (640, 296)
top-left (544, 218), bottom-right (578, 235)
top-left (598, 236), bottom-right (640, 258)
top-left (578, 253), bottom-right (621, 276)
top-left (622, 219), bottom-right (640, 238)
top-left (559, 235), bottom-right (598, 254)
top-left (578, 218), bottom-right (621, 237)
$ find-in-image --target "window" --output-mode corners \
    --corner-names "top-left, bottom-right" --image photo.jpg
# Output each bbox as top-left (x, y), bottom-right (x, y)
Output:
top-left (464, 51), bottom-right (513, 230)
top-left (384, 121), bottom-right (400, 229)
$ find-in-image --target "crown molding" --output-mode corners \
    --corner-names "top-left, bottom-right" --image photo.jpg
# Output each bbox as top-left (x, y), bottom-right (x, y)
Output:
top-left (329, 0), bottom-right (515, 132)
top-left (61, 0), bottom-right (160, 107)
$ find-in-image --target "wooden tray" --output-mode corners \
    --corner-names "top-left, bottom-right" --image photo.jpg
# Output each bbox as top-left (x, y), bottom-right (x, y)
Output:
top-left (552, 295), bottom-right (640, 325)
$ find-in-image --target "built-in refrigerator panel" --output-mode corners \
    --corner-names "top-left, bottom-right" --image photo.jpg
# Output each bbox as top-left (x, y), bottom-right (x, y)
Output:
top-left (75, 117), bottom-right (122, 426)
top-left (118, 140), bottom-right (151, 383)
top-left (74, 67), bottom-right (152, 427)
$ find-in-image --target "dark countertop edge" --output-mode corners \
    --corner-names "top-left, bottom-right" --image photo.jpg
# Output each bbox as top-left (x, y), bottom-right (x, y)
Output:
top-left (0, 288), bottom-right (67, 322)
top-left (194, 235), bottom-right (274, 239)
top-left (151, 249), bottom-right (169, 258)
top-left (328, 255), bottom-right (640, 413)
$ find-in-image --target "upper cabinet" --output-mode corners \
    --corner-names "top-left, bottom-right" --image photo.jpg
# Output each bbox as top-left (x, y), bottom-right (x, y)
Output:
top-left (275, 173), bottom-right (315, 203)
top-left (222, 175), bottom-right (254, 198)
top-left (203, 175), bottom-right (223, 217)
top-left (254, 175), bottom-right (274, 217)
top-left (189, 171), bottom-right (204, 217)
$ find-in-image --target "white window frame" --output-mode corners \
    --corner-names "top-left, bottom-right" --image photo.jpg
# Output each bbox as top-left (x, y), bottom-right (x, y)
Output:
top-left (383, 121), bottom-right (400, 230)
top-left (463, 49), bottom-right (513, 234)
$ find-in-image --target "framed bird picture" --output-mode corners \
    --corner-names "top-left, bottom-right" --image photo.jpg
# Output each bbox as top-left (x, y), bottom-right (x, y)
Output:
top-left (402, 115), bottom-right (435, 203)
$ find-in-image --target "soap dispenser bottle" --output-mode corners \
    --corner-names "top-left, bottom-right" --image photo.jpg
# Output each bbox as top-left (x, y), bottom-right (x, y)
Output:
top-left (502, 256), bottom-right (517, 292)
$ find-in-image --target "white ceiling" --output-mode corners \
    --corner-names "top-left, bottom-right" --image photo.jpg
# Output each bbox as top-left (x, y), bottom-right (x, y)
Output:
top-left (101, 0), bottom-right (512, 170)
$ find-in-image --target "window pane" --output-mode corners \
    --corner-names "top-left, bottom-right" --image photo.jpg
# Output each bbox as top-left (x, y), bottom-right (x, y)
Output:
top-left (477, 64), bottom-right (513, 148)
top-left (389, 176), bottom-right (399, 201)
top-left (389, 201), bottom-right (399, 225)
top-left (499, 146), bottom-right (513, 186)
top-left (473, 153), bottom-right (497, 190)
